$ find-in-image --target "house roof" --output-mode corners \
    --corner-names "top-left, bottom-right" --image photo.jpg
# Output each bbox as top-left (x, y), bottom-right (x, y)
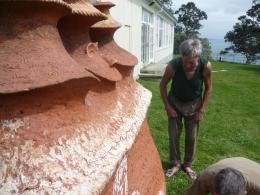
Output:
top-left (146, 0), bottom-right (177, 24)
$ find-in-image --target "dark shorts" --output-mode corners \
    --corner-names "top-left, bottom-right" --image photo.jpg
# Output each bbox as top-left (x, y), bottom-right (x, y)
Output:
top-left (168, 94), bottom-right (202, 117)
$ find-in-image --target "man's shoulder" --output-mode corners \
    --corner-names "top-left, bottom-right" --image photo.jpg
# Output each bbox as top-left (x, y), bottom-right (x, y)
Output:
top-left (199, 57), bottom-right (209, 67)
top-left (186, 168), bottom-right (213, 195)
top-left (169, 57), bottom-right (182, 70)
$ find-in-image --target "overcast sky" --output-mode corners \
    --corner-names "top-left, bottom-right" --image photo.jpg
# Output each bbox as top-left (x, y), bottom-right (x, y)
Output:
top-left (172, 0), bottom-right (253, 40)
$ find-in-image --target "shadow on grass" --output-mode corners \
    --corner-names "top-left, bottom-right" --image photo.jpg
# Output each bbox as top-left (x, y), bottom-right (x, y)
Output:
top-left (162, 160), bottom-right (172, 170)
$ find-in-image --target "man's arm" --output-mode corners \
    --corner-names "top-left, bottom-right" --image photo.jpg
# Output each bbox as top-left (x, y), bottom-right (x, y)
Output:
top-left (196, 62), bottom-right (213, 121)
top-left (186, 174), bottom-right (211, 195)
top-left (159, 65), bottom-right (177, 118)
top-left (186, 178), bottom-right (203, 195)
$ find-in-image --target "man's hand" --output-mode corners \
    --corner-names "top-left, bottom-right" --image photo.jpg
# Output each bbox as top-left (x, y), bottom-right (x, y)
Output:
top-left (160, 64), bottom-right (176, 118)
top-left (196, 62), bottom-right (212, 122)
top-left (195, 110), bottom-right (204, 122)
top-left (166, 105), bottom-right (178, 118)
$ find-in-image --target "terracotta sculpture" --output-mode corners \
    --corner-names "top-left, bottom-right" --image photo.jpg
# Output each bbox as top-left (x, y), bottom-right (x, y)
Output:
top-left (0, 0), bottom-right (166, 194)
top-left (91, 2), bottom-right (138, 69)
top-left (58, 0), bottom-right (122, 82)
top-left (0, 0), bottom-right (94, 93)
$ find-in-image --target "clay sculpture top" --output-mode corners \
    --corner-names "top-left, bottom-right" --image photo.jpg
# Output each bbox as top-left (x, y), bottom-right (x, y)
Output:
top-left (91, 2), bottom-right (122, 29)
top-left (91, 2), bottom-right (138, 68)
top-left (58, 0), bottom-right (122, 82)
top-left (0, 0), bottom-right (96, 93)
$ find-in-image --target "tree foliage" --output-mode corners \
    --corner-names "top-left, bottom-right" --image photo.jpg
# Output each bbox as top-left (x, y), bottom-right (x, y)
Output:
top-left (173, 33), bottom-right (187, 54)
top-left (174, 2), bottom-right (207, 36)
top-left (159, 1), bottom-right (212, 59)
top-left (173, 2), bottom-right (211, 59)
top-left (157, 0), bottom-right (175, 15)
top-left (199, 37), bottom-right (213, 61)
top-left (224, 4), bottom-right (260, 63)
top-left (159, 0), bottom-right (173, 9)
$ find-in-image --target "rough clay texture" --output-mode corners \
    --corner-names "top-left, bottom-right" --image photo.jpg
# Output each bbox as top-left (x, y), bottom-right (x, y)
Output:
top-left (68, 1), bottom-right (107, 18)
top-left (0, 0), bottom-right (166, 194)
top-left (90, 2), bottom-right (138, 68)
top-left (58, 14), bottom-right (122, 82)
top-left (101, 120), bottom-right (166, 195)
top-left (0, 2), bottom-right (95, 94)
top-left (91, 2), bottom-right (121, 29)
top-left (0, 80), bottom-right (152, 194)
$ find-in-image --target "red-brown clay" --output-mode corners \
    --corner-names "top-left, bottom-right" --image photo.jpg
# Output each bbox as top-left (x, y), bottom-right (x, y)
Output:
top-left (0, 1), bottom-right (165, 194)
top-left (101, 120), bottom-right (166, 195)
top-left (91, 2), bottom-right (138, 68)
top-left (58, 0), bottom-right (122, 82)
top-left (0, 1), bottom-right (95, 94)
top-left (0, 77), bottom-right (98, 147)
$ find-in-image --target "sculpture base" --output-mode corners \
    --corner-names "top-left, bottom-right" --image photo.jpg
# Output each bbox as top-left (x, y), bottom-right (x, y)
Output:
top-left (101, 120), bottom-right (166, 195)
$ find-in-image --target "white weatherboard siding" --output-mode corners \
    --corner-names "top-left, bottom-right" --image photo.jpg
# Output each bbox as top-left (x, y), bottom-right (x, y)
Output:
top-left (154, 13), bottom-right (175, 64)
top-left (108, 0), bottom-right (143, 79)
top-left (99, 0), bottom-right (175, 78)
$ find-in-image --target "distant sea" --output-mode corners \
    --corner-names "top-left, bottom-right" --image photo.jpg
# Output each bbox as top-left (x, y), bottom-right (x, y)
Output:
top-left (208, 38), bottom-right (260, 65)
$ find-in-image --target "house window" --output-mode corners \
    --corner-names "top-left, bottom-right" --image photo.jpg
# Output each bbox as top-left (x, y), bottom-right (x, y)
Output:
top-left (170, 25), bottom-right (174, 45)
top-left (157, 17), bottom-right (173, 48)
top-left (141, 9), bottom-right (154, 64)
top-left (158, 17), bottom-right (163, 47)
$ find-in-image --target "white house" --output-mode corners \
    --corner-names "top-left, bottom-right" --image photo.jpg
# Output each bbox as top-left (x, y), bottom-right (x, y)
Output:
top-left (95, 0), bottom-right (176, 78)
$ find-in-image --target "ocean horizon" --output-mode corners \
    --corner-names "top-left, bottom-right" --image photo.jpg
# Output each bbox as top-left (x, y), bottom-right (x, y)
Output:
top-left (208, 38), bottom-right (260, 65)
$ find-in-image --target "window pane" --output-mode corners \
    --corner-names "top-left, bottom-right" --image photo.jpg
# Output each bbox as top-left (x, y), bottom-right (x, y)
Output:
top-left (142, 8), bottom-right (154, 63)
top-left (159, 29), bottom-right (162, 47)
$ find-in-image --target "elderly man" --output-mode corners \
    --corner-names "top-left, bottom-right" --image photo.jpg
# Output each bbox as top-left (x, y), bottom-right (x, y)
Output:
top-left (160, 39), bottom-right (212, 179)
top-left (214, 168), bottom-right (246, 195)
top-left (186, 157), bottom-right (260, 195)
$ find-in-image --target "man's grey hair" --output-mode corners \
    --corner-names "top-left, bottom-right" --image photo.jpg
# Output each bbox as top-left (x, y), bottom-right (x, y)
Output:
top-left (180, 39), bottom-right (202, 57)
top-left (214, 168), bottom-right (246, 195)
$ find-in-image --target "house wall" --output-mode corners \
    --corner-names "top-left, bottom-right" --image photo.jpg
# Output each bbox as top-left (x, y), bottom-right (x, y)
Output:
top-left (138, 1), bottom-right (175, 65)
top-left (153, 14), bottom-right (175, 64)
top-left (107, 0), bottom-right (143, 79)
top-left (99, 0), bottom-right (175, 78)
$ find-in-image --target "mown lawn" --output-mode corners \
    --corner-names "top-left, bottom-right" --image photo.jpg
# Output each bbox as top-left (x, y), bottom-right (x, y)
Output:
top-left (138, 61), bottom-right (260, 195)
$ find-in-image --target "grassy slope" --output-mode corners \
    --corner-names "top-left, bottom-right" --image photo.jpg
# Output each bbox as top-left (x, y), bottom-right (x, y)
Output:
top-left (138, 62), bottom-right (260, 195)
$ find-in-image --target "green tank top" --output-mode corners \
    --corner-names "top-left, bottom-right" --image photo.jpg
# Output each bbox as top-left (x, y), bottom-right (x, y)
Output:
top-left (169, 57), bottom-right (208, 102)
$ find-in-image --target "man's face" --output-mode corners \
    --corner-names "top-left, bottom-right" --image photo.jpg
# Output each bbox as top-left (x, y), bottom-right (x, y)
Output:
top-left (182, 56), bottom-right (199, 72)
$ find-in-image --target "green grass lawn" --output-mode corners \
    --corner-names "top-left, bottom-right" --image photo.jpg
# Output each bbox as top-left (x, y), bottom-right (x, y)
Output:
top-left (138, 61), bottom-right (260, 195)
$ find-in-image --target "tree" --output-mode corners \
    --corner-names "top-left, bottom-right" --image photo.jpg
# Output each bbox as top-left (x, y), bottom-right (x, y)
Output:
top-left (159, 0), bottom-right (173, 9)
top-left (199, 38), bottom-right (213, 61)
top-left (173, 33), bottom-right (188, 54)
top-left (158, 0), bottom-right (175, 15)
top-left (174, 2), bottom-right (207, 36)
top-left (173, 2), bottom-right (211, 58)
top-left (253, 0), bottom-right (260, 6)
top-left (224, 4), bottom-right (260, 64)
top-left (160, 1), bottom-right (212, 59)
